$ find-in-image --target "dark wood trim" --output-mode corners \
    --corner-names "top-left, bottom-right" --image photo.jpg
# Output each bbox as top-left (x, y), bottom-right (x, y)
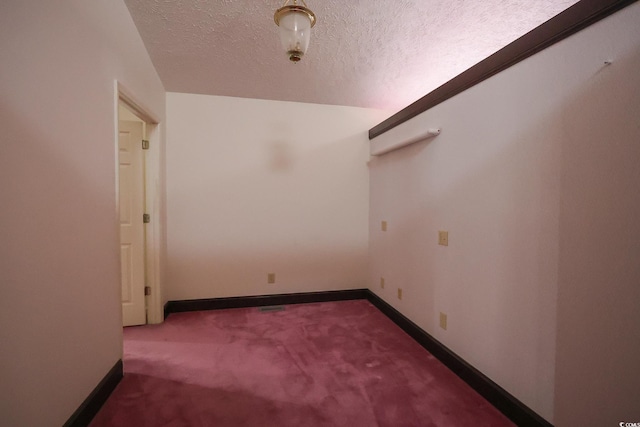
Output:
top-left (63, 359), bottom-right (122, 427)
top-left (369, 0), bottom-right (638, 139)
top-left (365, 291), bottom-right (553, 427)
top-left (164, 289), bottom-right (369, 319)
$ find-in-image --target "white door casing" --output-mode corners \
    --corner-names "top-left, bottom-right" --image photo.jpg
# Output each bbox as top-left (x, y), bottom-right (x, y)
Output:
top-left (119, 120), bottom-right (146, 326)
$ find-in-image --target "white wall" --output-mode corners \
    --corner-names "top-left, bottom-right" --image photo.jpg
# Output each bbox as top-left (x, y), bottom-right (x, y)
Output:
top-left (166, 93), bottom-right (388, 302)
top-left (368, 3), bottom-right (640, 425)
top-left (0, 2), bottom-right (165, 426)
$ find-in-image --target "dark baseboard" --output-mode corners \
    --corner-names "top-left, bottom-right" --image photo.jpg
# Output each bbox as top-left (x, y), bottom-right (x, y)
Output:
top-left (365, 290), bottom-right (553, 427)
top-left (63, 359), bottom-right (123, 427)
top-left (162, 289), bottom-right (552, 426)
top-left (164, 288), bottom-right (369, 319)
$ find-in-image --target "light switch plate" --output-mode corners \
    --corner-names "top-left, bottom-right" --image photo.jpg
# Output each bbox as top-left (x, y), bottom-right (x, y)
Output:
top-left (381, 221), bottom-right (387, 231)
top-left (439, 312), bottom-right (447, 330)
top-left (438, 231), bottom-right (449, 246)
top-left (267, 273), bottom-right (275, 284)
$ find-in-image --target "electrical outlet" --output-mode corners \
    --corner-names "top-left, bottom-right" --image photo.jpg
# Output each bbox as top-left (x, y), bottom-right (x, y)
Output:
top-left (267, 273), bottom-right (276, 284)
top-left (438, 231), bottom-right (449, 246)
top-left (380, 277), bottom-right (385, 289)
top-left (439, 312), bottom-right (447, 330)
top-left (381, 221), bottom-right (387, 231)
top-left (397, 288), bottom-right (402, 300)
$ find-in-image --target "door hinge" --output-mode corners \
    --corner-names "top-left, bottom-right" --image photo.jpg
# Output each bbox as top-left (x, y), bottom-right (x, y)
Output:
top-left (143, 213), bottom-right (150, 224)
top-left (144, 286), bottom-right (151, 296)
top-left (142, 139), bottom-right (150, 150)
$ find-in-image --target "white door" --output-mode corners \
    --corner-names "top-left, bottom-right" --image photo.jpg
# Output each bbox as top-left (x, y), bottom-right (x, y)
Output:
top-left (119, 120), bottom-right (146, 326)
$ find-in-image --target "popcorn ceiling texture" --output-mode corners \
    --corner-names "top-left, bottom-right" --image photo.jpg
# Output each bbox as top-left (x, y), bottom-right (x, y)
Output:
top-left (124, 0), bottom-right (578, 110)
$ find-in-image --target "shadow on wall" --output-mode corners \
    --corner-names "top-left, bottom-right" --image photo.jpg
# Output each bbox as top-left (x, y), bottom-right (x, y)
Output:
top-left (554, 47), bottom-right (640, 425)
top-left (265, 119), bottom-right (295, 172)
top-left (267, 140), bottom-right (295, 172)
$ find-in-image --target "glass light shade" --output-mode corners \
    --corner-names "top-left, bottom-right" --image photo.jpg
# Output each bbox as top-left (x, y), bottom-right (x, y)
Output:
top-left (275, 6), bottom-right (315, 62)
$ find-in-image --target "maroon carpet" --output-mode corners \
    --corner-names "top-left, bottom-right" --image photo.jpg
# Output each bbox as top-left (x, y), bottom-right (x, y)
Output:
top-left (91, 300), bottom-right (514, 426)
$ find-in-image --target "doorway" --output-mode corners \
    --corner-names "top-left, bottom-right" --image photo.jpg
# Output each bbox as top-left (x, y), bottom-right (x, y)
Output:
top-left (118, 104), bottom-right (146, 326)
top-left (116, 83), bottom-right (163, 326)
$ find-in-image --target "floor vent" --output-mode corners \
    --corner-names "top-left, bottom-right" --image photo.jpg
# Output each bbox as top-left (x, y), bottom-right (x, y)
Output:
top-left (259, 306), bottom-right (285, 313)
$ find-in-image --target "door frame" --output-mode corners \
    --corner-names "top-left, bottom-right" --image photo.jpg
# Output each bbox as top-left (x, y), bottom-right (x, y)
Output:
top-left (114, 81), bottom-right (164, 324)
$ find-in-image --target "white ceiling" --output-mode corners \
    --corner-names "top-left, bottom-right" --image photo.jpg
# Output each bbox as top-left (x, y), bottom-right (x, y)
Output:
top-left (124, 0), bottom-right (578, 111)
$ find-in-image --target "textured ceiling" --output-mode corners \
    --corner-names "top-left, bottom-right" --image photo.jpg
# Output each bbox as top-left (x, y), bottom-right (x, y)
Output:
top-left (124, 0), bottom-right (579, 111)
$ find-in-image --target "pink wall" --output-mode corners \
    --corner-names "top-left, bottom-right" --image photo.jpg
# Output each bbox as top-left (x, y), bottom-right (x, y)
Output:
top-left (0, 1), bottom-right (165, 425)
top-left (368, 3), bottom-right (640, 424)
top-left (165, 93), bottom-right (388, 301)
top-left (553, 4), bottom-right (640, 424)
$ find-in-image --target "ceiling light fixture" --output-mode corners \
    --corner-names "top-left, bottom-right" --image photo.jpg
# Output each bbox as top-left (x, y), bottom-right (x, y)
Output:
top-left (274, 0), bottom-right (316, 63)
